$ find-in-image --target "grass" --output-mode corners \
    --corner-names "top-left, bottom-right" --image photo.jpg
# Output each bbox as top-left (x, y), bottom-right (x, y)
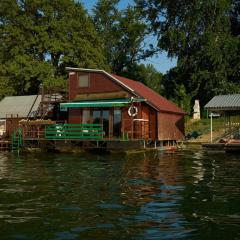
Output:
top-left (185, 117), bottom-right (225, 140)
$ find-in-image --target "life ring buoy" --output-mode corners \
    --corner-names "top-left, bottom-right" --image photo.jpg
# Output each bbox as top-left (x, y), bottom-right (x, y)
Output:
top-left (128, 106), bottom-right (138, 117)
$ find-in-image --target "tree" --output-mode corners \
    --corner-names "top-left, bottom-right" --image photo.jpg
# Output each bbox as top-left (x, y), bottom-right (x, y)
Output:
top-left (230, 0), bottom-right (240, 36)
top-left (121, 63), bottom-right (163, 94)
top-left (162, 68), bottom-right (192, 113)
top-left (0, 0), bottom-right (107, 97)
top-left (93, 0), bottom-right (157, 74)
top-left (136, 0), bottom-right (240, 109)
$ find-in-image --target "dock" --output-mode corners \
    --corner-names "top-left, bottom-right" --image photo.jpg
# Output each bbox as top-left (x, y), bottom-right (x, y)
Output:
top-left (225, 142), bottom-right (240, 153)
top-left (202, 142), bottom-right (240, 153)
top-left (0, 140), bottom-right (11, 151)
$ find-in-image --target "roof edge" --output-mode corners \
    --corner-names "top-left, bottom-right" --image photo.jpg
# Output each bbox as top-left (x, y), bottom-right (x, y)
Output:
top-left (205, 107), bottom-right (240, 110)
top-left (159, 109), bottom-right (186, 115)
top-left (66, 67), bottom-right (135, 93)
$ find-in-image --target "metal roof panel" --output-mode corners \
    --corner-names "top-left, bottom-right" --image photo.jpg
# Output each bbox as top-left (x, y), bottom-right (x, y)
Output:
top-left (0, 95), bottom-right (41, 118)
top-left (205, 94), bottom-right (240, 110)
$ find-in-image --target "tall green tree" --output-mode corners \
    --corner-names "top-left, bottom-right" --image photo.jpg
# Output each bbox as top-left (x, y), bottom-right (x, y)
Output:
top-left (230, 0), bottom-right (240, 36)
top-left (121, 63), bottom-right (163, 93)
top-left (0, 0), bottom-right (106, 97)
top-left (93, 0), bottom-right (157, 74)
top-left (136, 0), bottom-right (240, 112)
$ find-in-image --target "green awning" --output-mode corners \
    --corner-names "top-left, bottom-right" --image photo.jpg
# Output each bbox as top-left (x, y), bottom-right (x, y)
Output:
top-left (60, 98), bottom-right (145, 110)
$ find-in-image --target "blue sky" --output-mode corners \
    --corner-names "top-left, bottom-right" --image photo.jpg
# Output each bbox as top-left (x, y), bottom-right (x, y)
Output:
top-left (80, 0), bottom-right (177, 73)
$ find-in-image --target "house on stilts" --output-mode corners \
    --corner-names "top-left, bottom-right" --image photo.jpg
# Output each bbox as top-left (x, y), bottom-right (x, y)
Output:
top-left (1, 68), bottom-right (185, 152)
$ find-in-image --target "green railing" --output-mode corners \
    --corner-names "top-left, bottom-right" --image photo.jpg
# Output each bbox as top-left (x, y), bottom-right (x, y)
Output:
top-left (11, 128), bottom-right (23, 152)
top-left (45, 124), bottom-right (104, 140)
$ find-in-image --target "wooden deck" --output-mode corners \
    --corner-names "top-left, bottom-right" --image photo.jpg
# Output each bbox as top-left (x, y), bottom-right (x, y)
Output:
top-left (0, 121), bottom-right (178, 152)
top-left (202, 142), bottom-right (240, 153)
top-left (21, 138), bottom-right (148, 152)
top-left (0, 140), bottom-right (10, 151)
top-left (202, 143), bottom-right (226, 150)
top-left (225, 142), bottom-right (240, 153)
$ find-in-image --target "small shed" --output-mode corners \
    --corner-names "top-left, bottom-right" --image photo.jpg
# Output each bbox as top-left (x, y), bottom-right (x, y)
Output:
top-left (0, 95), bottom-right (41, 137)
top-left (205, 94), bottom-right (240, 142)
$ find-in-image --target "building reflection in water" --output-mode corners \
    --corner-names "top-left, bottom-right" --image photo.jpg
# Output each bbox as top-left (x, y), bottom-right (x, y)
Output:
top-left (0, 153), bottom-right (8, 180)
top-left (121, 151), bottom-right (185, 205)
top-left (120, 151), bottom-right (195, 239)
top-left (191, 151), bottom-right (205, 184)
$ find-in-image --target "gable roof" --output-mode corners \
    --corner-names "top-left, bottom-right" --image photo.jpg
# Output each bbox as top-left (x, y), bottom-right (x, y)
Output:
top-left (111, 74), bottom-right (185, 114)
top-left (66, 67), bottom-right (185, 114)
top-left (205, 94), bottom-right (240, 111)
top-left (0, 95), bottom-right (41, 119)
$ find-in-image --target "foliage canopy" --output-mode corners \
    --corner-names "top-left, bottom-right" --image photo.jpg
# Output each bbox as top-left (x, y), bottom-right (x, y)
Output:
top-left (136, 0), bottom-right (240, 111)
top-left (1, 0), bottom-right (240, 115)
top-left (0, 0), bottom-right (106, 97)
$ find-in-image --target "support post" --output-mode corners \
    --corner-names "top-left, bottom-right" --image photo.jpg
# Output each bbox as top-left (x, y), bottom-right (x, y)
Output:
top-left (210, 112), bottom-right (213, 143)
top-left (130, 98), bottom-right (134, 140)
top-left (41, 83), bottom-right (44, 117)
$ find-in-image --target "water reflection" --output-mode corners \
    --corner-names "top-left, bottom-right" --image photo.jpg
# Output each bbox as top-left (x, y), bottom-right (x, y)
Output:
top-left (0, 151), bottom-right (239, 240)
top-left (0, 154), bottom-right (9, 179)
top-left (120, 152), bottom-right (193, 239)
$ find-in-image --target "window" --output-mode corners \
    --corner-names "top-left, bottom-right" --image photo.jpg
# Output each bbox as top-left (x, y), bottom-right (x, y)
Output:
top-left (78, 74), bottom-right (89, 87)
top-left (92, 110), bottom-right (101, 124)
top-left (102, 110), bottom-right (110, 137)
top-left (82, 110), bottom-right (90, 124)
top-left (113, 109), bottom-right (122, 137)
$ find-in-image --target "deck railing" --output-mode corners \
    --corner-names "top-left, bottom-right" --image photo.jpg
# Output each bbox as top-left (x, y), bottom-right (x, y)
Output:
top-left (45, 124), bottom-right (104, 140)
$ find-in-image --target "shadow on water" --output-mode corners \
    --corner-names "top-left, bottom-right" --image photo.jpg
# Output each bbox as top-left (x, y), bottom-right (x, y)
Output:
top-left (0, 150), bottom-right (239, 239)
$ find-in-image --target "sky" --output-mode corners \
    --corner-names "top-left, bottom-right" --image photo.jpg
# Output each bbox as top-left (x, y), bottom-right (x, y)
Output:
top-left (80, 0), bottom-right (177, 73)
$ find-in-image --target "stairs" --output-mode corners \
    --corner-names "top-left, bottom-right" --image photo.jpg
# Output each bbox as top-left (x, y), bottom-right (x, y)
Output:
top-left (26, 82), bottom-right (67, 120)
top-left (212, 126), bottom-right (240, 142)
top-left (31, 92), bottom-right (66, 120)
top-left (32, 101), bottom-right (54, 119)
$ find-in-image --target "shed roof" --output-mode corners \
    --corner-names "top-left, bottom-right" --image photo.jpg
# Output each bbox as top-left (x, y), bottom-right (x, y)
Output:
top-left (204, 94), bottom-right (240, 111)
top-left (0, 95), bottom-right (41, 119)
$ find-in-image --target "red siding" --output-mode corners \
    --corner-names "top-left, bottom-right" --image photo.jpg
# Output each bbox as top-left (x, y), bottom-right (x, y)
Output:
top-left (149, 109), bottom-right (157, 140)
top-left (141, 104), bottom-right (150, 139)
top-left (6, 118), bottom-right (21, 137)
top-left (122, 103), bottom-right (158, 140)
top-left (68, 108), bottom-right (81, 124)
top-left (69, 72), bottom-right (123, 101)
top-left (157, 112), bottom-right (184, 140)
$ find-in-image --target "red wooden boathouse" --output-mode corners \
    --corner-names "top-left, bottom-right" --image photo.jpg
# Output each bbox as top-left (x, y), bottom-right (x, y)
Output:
top-left (3, 68), bottom-right (185, 152)
top-left (59, 68), bottom-right (185, 148)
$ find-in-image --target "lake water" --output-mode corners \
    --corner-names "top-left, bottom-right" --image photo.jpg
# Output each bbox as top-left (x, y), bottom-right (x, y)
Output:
top-left (0, 150), bottom-right (239, 240)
